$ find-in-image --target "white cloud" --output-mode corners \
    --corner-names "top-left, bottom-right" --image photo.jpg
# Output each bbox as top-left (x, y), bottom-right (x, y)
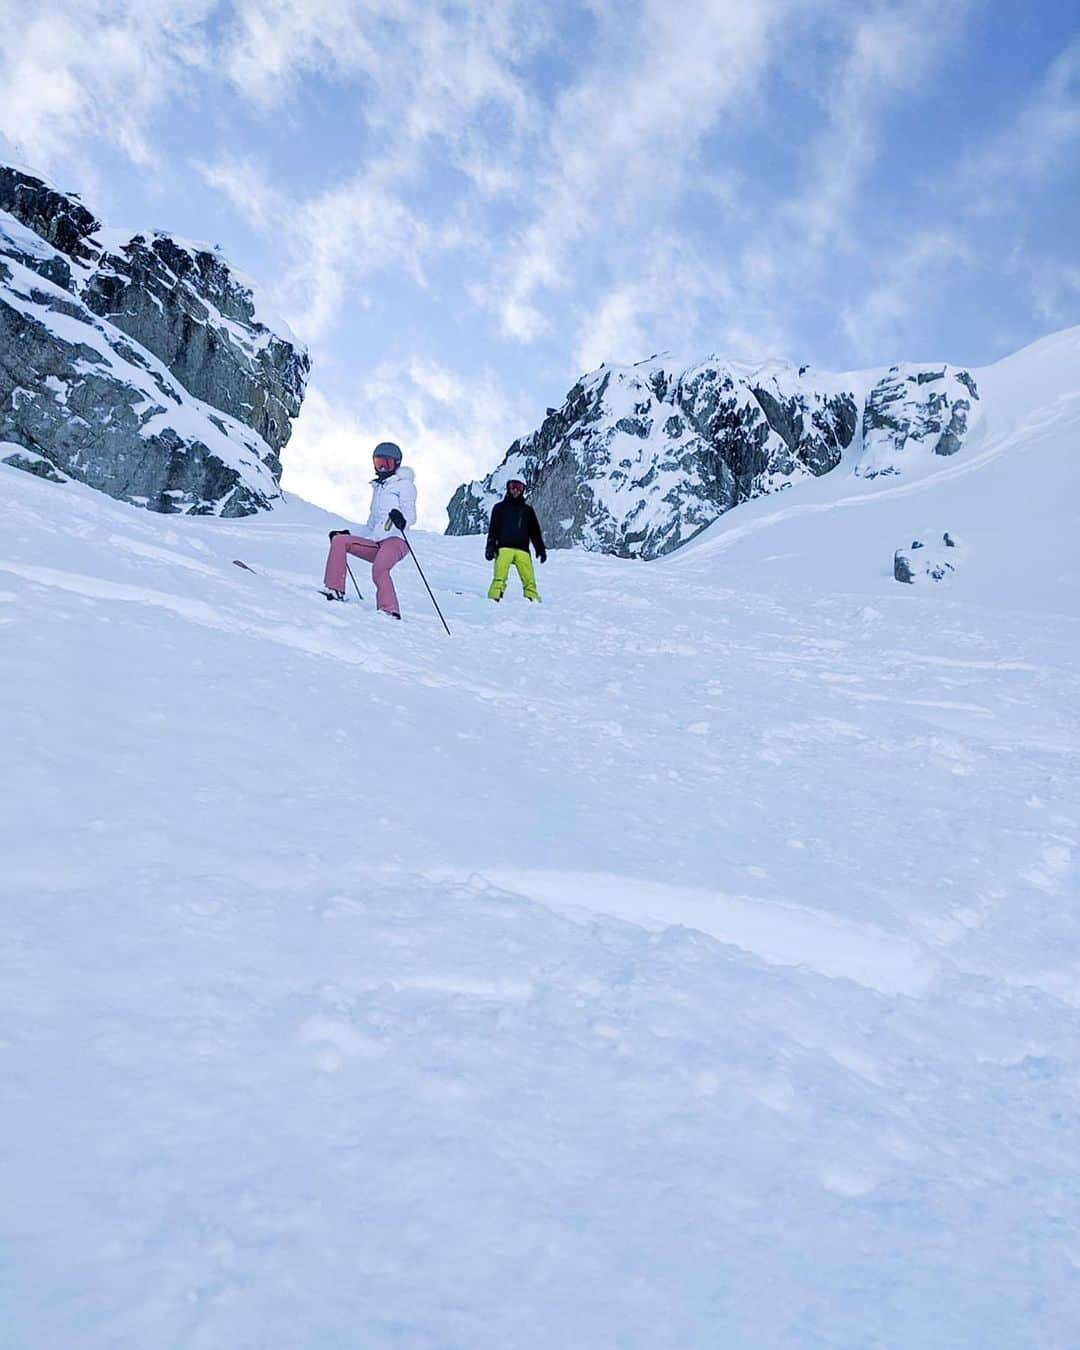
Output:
top-left (194, 153), bottom-right (435, 339)
top-left (204, 1), bottom-right (549, 338)
top-left (840, 230), bottom-right (971, 354)
top-left (570, 236), bottom-right (773, 373)
top-left (223, 0), bottom-right (545, 150)
top-left (784, 0), bottom-right (972, 249)
top-left (490, 0), bottom-right (797, 344)
top-left (220, 1), bottom-right (377, 109)
top-left (574, 285), bottom-right (651, 373)
top-left (961, 36), bottom-right (1080, 200)
top-left (221, 0), bottom-right (545, 190)
top-left (1012, 255), bottom-right (1080, 325)
top-left (485, 0), bottom-right (978, 374)
top-left (287, 174), bottom-right (432, 337)
top-left (193, 155), bottom-right (282, 233)
top-left (0, 2), bottom-right (212, 172)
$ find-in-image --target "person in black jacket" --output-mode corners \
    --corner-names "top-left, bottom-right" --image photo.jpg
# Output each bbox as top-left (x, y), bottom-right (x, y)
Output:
top-left (485, 475), bottom-right (547, 602)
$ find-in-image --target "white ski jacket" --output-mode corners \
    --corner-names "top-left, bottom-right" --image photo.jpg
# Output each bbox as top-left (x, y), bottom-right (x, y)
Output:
top-left (354, 465), bottom-right (417, 541)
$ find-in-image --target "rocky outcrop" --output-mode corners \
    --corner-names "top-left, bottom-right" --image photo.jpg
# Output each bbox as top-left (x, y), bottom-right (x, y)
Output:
top-left (448, 347), bottom-right (986, 560)
top-left (83, 233), bottom-right (307, 473)
top-left (0, 443), bottom-right (68, 483)
top-left (859, 365), bottom-right (978, 478)
top-left (0, 165), bottom-right (309, 515)
top-left (0, 165), bottom-right (100, 266)
top-left (447, 356), bottom-right (858, 560)
top-left (894, 532), bottom-right (959, 584)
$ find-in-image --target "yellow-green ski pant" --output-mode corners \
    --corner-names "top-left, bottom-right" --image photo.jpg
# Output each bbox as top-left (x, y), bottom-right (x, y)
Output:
top-left (488, 548), bottom-right (540, 601)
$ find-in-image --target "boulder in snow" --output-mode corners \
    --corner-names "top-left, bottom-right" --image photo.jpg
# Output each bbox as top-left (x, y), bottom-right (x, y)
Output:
top-left (894, 532), bottom-right (959, 584)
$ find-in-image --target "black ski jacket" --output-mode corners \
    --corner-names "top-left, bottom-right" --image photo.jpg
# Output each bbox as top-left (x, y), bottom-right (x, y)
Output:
top-left (487, 496), bottom-right (546, 556)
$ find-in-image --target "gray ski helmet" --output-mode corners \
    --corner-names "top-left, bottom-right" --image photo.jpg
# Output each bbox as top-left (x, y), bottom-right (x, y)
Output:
top-left (373, 441), bottom-right (402, 464)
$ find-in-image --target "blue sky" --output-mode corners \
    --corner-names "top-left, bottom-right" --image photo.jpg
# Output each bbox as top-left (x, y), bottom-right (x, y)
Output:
top-left (1, 0), bottom-right (1077, 526)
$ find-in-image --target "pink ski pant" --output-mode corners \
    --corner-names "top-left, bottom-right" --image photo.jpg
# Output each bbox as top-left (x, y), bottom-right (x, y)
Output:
top-left (324, 535), bottom-right (408, 613)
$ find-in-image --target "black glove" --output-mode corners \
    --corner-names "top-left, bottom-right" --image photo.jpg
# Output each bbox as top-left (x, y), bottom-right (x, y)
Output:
top-left (387, 508), bottom-right (406, 530)
top-left (329, 528), bottom-right (350, 539)
top-left (537, 549), bottom-right (547, 564)
top-left (485, 545), bottom-right (497, 561)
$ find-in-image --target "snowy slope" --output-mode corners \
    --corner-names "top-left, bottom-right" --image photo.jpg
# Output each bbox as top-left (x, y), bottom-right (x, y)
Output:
top-left (2, 335), bottom-right (1079, 1346)
top-left (678, 326), bottom-right (1080, 616)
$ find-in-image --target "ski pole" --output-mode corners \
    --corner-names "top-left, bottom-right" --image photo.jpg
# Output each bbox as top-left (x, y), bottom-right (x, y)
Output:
top-left (345, 561), bottom-right (363, 601)
top-left (400, 529), bottom-right (451, 636)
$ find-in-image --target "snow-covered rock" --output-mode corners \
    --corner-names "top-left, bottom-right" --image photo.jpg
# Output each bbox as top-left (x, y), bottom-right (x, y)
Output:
top-left (446, 356), bottom-right (857, 559)
top-left (83, 231), bottom-right (307, 467)
top-left (446, 351), bottom-right (989, 560)
top-left (893, 531), bottom-right (959, 583)
top-left (0, 164), bottom-right (100, 265)
top-left (0, 440), bottom-right (68, 482)
top-left (0, 165), bottom-right (309, 515)
top-left (859, 364), bottom-right (979, 478)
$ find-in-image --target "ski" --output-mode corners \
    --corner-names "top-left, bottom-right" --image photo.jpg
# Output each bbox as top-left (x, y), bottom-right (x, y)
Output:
top-left (232, 560), bottom-right (359, 602)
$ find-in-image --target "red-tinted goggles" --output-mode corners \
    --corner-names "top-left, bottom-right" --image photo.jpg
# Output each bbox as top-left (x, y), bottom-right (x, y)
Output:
top-left (373, 455), bottom-right (398, 472)
top-left (507, 480), bottom-right (525, 490)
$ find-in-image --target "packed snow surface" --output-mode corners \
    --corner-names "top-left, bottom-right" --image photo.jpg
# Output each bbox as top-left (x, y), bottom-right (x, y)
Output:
top-left (2, 330), bottom-right (1080, 1346)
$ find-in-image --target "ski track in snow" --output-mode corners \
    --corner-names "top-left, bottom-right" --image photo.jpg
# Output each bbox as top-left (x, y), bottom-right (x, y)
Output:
top-left (430, 867), bottom-right (938, 996)
top-left (2, 416), bottom-right (1080, 1349)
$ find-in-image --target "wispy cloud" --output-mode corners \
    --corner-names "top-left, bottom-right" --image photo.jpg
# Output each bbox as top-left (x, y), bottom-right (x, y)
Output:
top-left (1011, 254), bottom-right (1080, 326)
top-left (484, 0), bottom-right (977, 369)
top-left (195, 153), bottom-right (445, 338)
top-left (571, 236), bottom-right (763, 373)
top-left (960, 35), bottom-right (1080, 206)
top-left (839, 229), bottom-right (972, 355)
top-left (487, 0), bottom-right (798, 345)
top-left (783, 0), bottom-right (973, 249)
top-left (210, 1), bottom-right (548, 337)
top-left (0, 1), bottom-right (211, 171)
top-left (223, 0), bottom-right (544, 151)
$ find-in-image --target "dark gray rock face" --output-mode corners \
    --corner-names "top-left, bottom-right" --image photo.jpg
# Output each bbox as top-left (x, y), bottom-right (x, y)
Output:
top-left (0, 165), bottom-right (308, 516)
top-left (751, 372), bottom-right (859, 479)
top-left (83, 233), bottom-right (307, 467)
top-left (447, 357), bottom-right (858, 560)
top-left (859, 365), bottom-right (978, 477)
top-left (0, 166), bottom-right (100, 265)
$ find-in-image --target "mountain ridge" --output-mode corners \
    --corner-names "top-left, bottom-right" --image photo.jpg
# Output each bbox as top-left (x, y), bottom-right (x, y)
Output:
top-left (439, 325), bottom-right (1080, 558)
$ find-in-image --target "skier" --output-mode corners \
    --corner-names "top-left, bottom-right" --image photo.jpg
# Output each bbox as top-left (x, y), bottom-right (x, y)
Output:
top-left (323, 442), bottom-right (416, 618)
top-left (485, 475), bottom-right (547, 602)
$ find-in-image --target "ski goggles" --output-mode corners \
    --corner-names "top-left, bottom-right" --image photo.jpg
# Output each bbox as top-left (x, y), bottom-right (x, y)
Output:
top-left (507, 479), bottom-right (525, 491)
top-left (372, 455), bottom-right (399, 472)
